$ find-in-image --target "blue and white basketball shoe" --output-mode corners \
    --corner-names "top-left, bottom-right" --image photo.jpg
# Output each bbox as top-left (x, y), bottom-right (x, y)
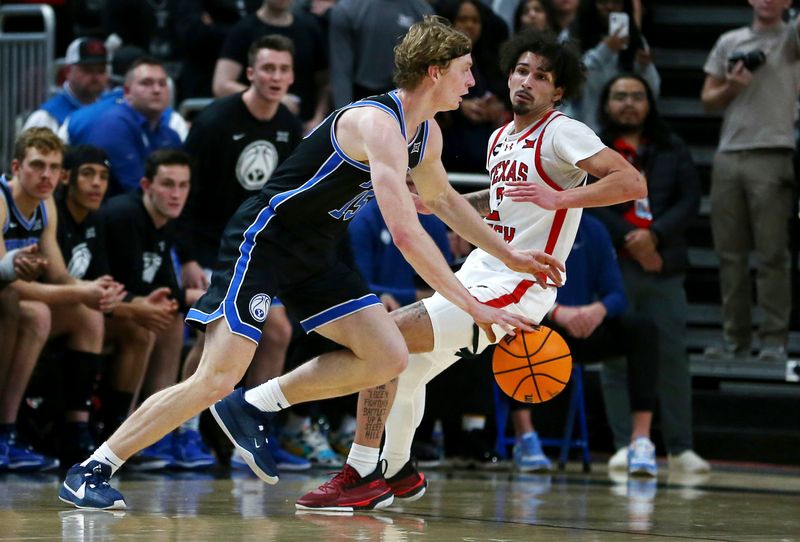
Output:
top-left (59, 461), bottom-right (126, 510)
top-left (628, 437), bottom-right (658, 477)
top-left (210, 388), bottom-right (279, 484)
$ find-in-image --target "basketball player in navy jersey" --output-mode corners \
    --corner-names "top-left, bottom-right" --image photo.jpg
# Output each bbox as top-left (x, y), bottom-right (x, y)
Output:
top-left (60, 16), bottom-right (564, 510)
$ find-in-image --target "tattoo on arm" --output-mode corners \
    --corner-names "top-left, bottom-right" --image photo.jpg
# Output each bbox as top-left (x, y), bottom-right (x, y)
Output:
top-left (362, 383), bottom-right (392, 441)
top-left (464, 189), bottom-right (491, 216)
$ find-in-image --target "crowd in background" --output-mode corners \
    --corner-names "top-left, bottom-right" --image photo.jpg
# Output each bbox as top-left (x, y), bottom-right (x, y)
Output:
top-left (1, 0), bottom-right (798, 477)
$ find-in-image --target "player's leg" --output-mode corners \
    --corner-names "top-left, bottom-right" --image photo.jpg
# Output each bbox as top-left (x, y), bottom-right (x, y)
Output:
top-left (0, 300), bottom-right (54, 471)
top-left (102, 316), bottom-right (156, 436)
top-left (59, 319), bottom-right (256, 509)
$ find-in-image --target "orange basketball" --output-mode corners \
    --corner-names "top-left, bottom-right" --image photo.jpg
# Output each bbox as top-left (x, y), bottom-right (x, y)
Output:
top-left (492, 326), bottom-right (572, 403)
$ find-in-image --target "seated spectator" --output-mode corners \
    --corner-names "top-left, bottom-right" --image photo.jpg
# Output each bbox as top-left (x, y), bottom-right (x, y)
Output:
top-left (328, 0), bottom-right (432, 109)
top-left (436, 0), bottom-right (510, 173)
top-left (552, 0), bottom-right (580, 41)
top-left (213, 0), bottom-right (329, 130)
top-left (0, 128), bottom-right (125, 470)
top-left (173, 0), bottom-right (260, 100)
top-left (572, 0), bottom-right (659, 130)
top-left (67, 57), bottom-right (184, 194)
top-left (509, 214), bottom-right (660, 476)
top-left (59, 46), bottom-right (189, 146)
top-left (95, 149), bottom-right (213, 470)
top-left (591, 73), bottom-right (709, 473)
top-left (23, 38), bottom-right (109, 133)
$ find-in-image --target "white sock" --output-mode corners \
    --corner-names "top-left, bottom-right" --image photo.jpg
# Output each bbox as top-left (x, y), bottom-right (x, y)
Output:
top-left (244, 379), bottom-right (290, 413)
top-left (180, 415), bottom-right (200, 433)
top-left (83, 442), bottom-right (124, 476)
top-left (347, 443), bottom-right (379, 478)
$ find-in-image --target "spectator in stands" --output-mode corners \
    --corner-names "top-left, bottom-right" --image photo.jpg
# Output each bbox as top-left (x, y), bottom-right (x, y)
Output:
top-left (95, 149), bottom-right (213, 470)
top-left (509, 214), bottom-right (660, 476)
top-left (23, 38), bottom-right (109, 133)
top-left (0, 128), bottom-right (125, 470)
top-left (514, 0), bottom-right (560, 34)
top-left (69, 57), bottom-right (184, 194)
top-left (572, 0), bottom-right (659, 130)
top-left (104, 0), bottom-right (176, 60)
top-left (213, 0), bottom-right (329, 130)
top-left (328, 0), bottom-right (433, 109)
top-left (59, 46), bottom-right (189, 146)
top-left (591, 73), bottom-right (709, 473)
top-left (437, 0), bottom-right (510, 173)
top-left (552, 0), bottom-right (580, 41)
top-left (173, 0), bottom-right (260, 100)
top-left (179, 35), bottom-right (308, 471)
top-left (700, 0), bottom-right (799, 362)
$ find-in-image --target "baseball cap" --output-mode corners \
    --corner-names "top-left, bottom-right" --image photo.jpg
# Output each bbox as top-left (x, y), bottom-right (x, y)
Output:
top-left (65, 38), bottom-right (108, 66)
top-left (64, 145), bottom-right (111, 172)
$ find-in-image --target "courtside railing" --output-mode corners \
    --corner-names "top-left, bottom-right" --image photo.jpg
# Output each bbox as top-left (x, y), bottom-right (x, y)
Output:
top-left (0, 4), bottom-right (55, 170)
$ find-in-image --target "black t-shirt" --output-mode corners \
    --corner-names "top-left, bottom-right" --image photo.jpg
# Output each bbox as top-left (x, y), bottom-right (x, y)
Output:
top-left (55, 189), bottom-right (109, 280)
top-left (219, 12), bottom-right (327, 121)
top-left (179, 93), bottom-right (302, 266)
top-left (97, 191), bottom-right (186, 310)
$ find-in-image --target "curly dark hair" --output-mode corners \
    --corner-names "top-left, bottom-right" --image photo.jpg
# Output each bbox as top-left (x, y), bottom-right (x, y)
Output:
top-left (499, 30), bottom-right (585, 103)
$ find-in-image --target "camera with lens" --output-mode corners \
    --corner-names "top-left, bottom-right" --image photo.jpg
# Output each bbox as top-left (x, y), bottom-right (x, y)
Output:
top-left (727, 49), bottom-right (766, 72)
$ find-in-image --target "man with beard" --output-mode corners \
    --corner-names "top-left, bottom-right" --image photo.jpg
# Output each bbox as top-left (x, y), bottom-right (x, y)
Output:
top-left (590, 73), bottom-right (709, 474)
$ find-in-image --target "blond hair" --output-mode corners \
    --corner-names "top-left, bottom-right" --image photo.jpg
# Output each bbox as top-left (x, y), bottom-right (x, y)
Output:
top-left (393, 15), bottom-right (472, 90)
top-left (13, 127), bottom-right (65, 162)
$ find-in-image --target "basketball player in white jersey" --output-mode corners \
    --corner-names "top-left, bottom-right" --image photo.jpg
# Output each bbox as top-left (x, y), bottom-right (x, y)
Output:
top-left (296, 30), bottom-right (647, 511)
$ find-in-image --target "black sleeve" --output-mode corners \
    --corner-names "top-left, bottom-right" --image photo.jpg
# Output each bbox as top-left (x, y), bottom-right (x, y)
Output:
top-left (88, 218), bottom-right (111, 279)
top-left (153, 238), bottom-right (188, 313)
top-left (99, 204), bottom-right (150, 297)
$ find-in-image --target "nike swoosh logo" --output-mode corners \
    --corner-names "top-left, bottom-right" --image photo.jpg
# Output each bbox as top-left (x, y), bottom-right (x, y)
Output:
top-left (64, 481), bottom-right (86, 500)
top-left (253, 438), bottom-right (262, 449)
top-left (233, 133), bottom-right (246, 140)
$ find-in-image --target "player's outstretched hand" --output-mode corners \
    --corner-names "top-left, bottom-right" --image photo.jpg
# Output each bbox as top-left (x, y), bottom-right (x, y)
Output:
top-left (468, 301), bottom-right (538, 343)
top-left (503, 181), bottom-right (562, 210)
top-left (506, 249), bottom-right (564, 287)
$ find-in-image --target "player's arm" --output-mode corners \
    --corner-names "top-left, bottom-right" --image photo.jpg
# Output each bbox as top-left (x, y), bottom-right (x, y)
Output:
top-left (463, 188), bottom-right (491, 216)
top-left (212, 58), bottom-right (247, 97)
top-left (350, 109), bottom-right (535, 339)
top-left (411, 123), bottom-right (562, 282)
top-left (13, 199), bottom-right (124, 309)
top-left (504, 148), bottom-right (645, 210)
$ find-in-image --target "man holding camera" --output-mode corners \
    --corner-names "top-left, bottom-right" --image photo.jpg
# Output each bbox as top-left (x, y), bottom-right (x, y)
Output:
top-left (701, 0), bottom-right (800, 362)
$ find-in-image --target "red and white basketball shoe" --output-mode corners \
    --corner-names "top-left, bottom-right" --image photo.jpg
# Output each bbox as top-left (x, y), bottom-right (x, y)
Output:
top-left (386, 461), bottom-right (427, 501)
top-left (295, 464), bottom-right (394, 512)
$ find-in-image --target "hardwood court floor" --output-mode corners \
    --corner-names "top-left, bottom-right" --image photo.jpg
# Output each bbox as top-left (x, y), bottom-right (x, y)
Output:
top-left (1, 463), bottom-right (799, 541)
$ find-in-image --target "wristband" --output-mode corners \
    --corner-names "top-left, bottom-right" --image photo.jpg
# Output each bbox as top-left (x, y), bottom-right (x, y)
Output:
top-left (0, 249), bottom-right (19, 281)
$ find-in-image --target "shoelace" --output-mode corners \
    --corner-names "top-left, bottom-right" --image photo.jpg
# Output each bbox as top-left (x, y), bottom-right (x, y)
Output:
top-left (83, 464), bottom-right (112, 489)
top-left (318, 466), bottom-right (360, 492)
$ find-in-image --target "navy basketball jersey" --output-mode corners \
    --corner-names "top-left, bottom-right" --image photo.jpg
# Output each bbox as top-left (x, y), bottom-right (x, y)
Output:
top-left (260, 91), bottom-right (430, 237)
top-left (1, 175), bottom-right (48, 251)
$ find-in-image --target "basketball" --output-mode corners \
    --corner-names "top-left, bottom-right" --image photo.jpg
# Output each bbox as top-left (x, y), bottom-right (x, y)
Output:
top-left (492, 326), bottom-right (572, 403)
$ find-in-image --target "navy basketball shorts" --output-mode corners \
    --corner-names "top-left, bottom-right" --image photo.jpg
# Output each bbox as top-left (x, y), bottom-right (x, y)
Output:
top-left (186, 196), bottom-right (381, 344)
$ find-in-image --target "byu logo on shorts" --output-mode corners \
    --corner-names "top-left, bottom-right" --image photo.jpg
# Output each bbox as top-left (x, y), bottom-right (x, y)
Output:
top-left (249, 293), bottom-right (271, 323)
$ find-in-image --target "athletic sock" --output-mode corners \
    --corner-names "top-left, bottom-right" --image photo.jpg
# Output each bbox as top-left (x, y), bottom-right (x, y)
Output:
top-left (347, 443), bottom-right (380, 478)
top-left (381, 449), bottom-right (410, 479)
top-left (180, 415), bottom-right (200, 433)
top-left (244, 379), bottom-right (290, 413)
top-left (83, 442), bottom-right (124, 476)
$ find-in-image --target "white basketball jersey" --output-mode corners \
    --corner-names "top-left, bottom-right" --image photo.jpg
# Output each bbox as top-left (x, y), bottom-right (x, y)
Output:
top-left (460, 110), bottom-right (606, 291)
